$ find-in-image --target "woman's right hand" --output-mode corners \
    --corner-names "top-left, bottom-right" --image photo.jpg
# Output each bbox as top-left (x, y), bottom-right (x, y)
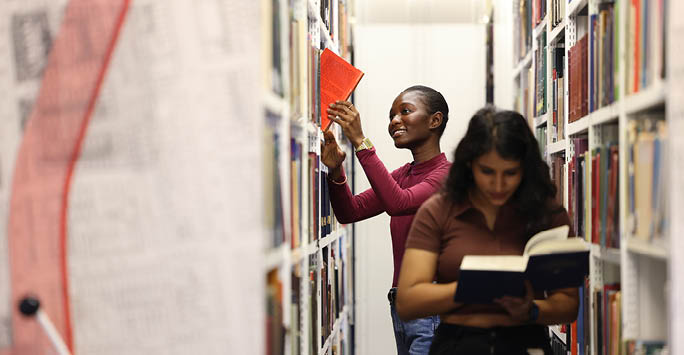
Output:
top-left (327, 101), bottom-right (365, 148)
top-left (321, 130), bottom-right (346, 181)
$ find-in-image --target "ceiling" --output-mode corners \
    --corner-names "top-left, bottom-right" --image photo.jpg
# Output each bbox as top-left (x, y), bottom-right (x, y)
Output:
top-left (355, 0), bottom-right (493, 24)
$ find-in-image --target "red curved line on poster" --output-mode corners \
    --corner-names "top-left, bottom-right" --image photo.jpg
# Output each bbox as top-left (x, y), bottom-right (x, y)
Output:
top-left (6, 0), bottom-right (130, 353)
top-left (58, 1), bottom-right (130, 350)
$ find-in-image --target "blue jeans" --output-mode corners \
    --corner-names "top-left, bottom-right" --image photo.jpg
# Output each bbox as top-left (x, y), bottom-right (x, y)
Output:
top-left (388, 288), bottom-right (440, 355)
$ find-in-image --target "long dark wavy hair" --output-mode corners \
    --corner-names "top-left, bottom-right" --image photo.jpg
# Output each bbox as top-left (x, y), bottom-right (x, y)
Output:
top-left (443, 106), bottom-right (561, 235)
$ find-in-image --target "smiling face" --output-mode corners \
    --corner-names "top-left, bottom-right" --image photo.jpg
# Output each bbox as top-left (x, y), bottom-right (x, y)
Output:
top-left (471, 149), bottom-right (523, 207)
top-left (387, 91), bottom-right (436, 149)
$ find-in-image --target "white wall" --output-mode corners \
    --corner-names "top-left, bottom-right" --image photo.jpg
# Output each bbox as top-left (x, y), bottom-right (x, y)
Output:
top-left (352, 24), bottom-right (485, 355)
top-left (493, 0), bottom-right (514, 109)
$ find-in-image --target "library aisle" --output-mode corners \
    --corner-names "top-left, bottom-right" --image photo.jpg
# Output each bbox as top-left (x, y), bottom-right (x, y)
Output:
top-left (0, 1), bottom-right (682, 355)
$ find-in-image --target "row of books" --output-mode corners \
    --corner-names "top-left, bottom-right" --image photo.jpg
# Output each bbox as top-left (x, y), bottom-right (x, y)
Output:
top-left (550, 154), bottom-right (566, 208)
top-left (624, 340), bottom-right (667, 355)
top-left (513, 0), bottom-right (549, 64)
top-left (265, 111), bottom-right (345, 250)
top-left (514, 0), bottom-right (533, 62)
top-left (568, 280), bottom-right (622, 355)
top-left (533, 0), bottom-right (548, 29)
top-left (590, 140), bottom-right (621, 248)
top-left (317, 0), bottom-right (351, 54)
top-left (567, 134), bottom-right (621, 248)
top-left (568, 34), bottom-right (589, 122)
top-left (627, 116), bottom-right (667, 241)
top-left (266, 1), bottom-right (356, 354)
top-left (267, 239), bottom-right (351, 355)
top-left (567, 137), bottom-right (589, 240)
top-left (320, 243), bottom-right (347, 345)
top-left (266, 269), bottom-right (286, 355)
top-left (266, 112), bottom-right (286, 248)
top-left (536, 125), bottom-right (548, 157)
top-left (550, 0), bottom-right (566, 29)
top-left (589, 1), bottom-right (619, 112)
top-left (515, 66), bottom-right (535, 127)
top-left (624, 0), bottom-right (666, 96)
top-left (305, 238), bottom-right (349, 355)
top-left (550, 45), bottom-right (566, 142)
top-left (534, 30), bottom-right (548, 118)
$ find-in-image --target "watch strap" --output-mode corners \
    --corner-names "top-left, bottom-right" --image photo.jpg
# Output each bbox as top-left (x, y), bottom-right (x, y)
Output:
top-left (355, 137), bottom-right (373, 152)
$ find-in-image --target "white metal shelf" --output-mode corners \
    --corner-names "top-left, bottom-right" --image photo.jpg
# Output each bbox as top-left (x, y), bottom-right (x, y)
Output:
top-left (318, 306), bottom-right (349, 355)
top-left (567, 0), bottom-right (588, 17)
top-left (549, 325), bottom-right (566, 344)
top-left (590, 101), bottom-right (620, 126)
top-left (567, 115), bottom-right (589, 135)
top-left (534, 113), bottom-right (548, 127)
top-left (547, 139), bottom-right (566, 154)
top-left (513, 51), bottom-right (533, 78)
top-left (533, 16), bottom-right (547, 39)
top-left (624, 81), bottom-right (666, 115)
top-left (589, 243), bottom-right (621, 264)
top-left (264, 91), bottom-right (286, 114)
top-left (265, 244), bottom-right (287, 271)
top-left (265, 228), bottom-right (349, 271)
top-left (548, 20), bottom-right (566, 45)
top-left (625, 237), bottom-right (668, 260)
top-left (319, 228), bottom-right (347, 249)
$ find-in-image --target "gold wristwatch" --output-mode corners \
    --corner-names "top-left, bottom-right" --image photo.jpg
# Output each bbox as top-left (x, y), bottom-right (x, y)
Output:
top-left (355, 137), bottom-right (374, 152)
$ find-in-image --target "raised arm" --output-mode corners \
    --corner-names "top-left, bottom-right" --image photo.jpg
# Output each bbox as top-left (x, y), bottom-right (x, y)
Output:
top-left (322, 131), bottom-right (386, 223)
top-left (327, 169), bottom-right (385, 224)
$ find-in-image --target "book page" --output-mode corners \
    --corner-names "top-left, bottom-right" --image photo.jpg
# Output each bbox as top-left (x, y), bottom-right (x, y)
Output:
top-left (460, 255), bottom-right (528, 272)
top-left (523, 224), bottom-right (570, 255)
top-left (526, 238), bottom-right (589, 256)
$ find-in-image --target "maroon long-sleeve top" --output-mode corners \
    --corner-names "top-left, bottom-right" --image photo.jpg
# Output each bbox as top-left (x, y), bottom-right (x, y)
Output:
top-left (328, 147), bottom-right (451, 286)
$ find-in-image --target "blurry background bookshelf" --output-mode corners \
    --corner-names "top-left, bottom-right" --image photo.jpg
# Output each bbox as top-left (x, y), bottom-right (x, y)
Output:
top-left (511, 0), bottom-right (671, 354)
top-left (262, 0), bottom-right (357, 354)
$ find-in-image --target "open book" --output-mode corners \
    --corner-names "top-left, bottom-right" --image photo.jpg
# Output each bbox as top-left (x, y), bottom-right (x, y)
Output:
top-left (320, 48), bottom-right (364, 131)
top-left (454, 225), bottom-right (590, 303)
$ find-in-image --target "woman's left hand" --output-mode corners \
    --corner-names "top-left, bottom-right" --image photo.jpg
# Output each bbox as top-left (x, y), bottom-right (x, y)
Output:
top-left (493, 280), bottom-right (535, 323)
top-left (327, 100), bottom-right (365, 148)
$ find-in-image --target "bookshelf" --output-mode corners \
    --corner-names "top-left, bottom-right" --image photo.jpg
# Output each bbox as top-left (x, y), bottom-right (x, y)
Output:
top-left (511, 0), bottom-right (671, 353)
top-left (262, 1), bottom-right (356, 355)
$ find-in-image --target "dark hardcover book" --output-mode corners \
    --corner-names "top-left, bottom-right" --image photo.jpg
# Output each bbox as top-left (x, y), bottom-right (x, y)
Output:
top-left (454, 225), bottom-right (590, 303)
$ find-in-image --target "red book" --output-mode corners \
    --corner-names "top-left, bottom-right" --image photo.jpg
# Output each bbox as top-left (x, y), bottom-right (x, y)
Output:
top-left (319, 48), bottom-right (364, 131)
top-left (580, 35), bottom-right (589, 118)
top-left (571, 320), bottom-right (578, 355)
top-left (605, 146), bottom-right (619, 247)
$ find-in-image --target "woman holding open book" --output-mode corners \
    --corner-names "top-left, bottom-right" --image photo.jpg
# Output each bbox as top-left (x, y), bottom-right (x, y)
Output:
top-left (396, 106), bottom-right (579, 355)
top-left (322, 85), bottom-right (451, 355)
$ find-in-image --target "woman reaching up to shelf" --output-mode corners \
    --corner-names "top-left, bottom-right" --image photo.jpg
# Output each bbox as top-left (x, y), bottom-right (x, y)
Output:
top-left (322, 85), bottom-right (451, 354)
top-left (396, 106), bottom-right (579, 355)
